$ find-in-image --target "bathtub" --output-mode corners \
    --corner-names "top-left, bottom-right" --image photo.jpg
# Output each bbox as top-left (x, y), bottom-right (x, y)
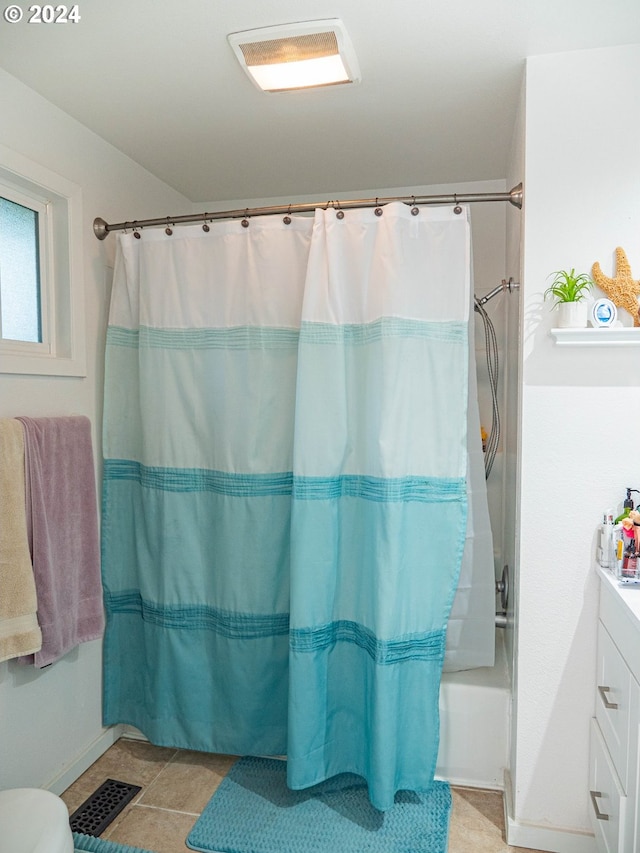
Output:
top-left (436, 628), bottom-right (510, 789)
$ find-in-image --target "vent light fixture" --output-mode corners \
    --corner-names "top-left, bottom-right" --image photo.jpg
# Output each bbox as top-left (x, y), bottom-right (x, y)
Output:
top-left (228, 19), bottom-right (360, 93)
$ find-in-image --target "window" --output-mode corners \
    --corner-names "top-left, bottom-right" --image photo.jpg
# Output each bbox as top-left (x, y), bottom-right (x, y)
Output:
top-left (0, 144), bottom-right (85, 376)
top-left (0, 190), bottom-right (45, 345)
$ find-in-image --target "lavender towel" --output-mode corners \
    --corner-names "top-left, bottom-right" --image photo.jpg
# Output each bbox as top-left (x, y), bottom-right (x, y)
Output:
top-left (16, 416), bottom-right (104, 667)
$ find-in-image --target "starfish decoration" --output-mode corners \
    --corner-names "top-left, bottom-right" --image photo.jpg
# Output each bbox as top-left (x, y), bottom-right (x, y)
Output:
top-left (592, 247), bottom-right (640, 327)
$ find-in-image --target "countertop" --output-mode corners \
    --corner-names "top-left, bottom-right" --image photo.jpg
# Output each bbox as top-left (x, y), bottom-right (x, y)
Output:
top-left (597, 563), bottom-right (640, 624)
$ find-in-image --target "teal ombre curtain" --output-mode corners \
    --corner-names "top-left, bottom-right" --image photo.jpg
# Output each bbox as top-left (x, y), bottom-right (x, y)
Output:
top-left (102, 203), bottom-right (471, 811)
top-left (102, 216), bottom-right (313, 754)
top-left (286, 205), bottom-right (470, 809)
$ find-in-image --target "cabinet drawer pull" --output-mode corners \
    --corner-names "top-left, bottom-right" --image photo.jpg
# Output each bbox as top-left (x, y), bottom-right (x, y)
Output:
top-left (598, 685), bottom-right (619, 710)
top-left (590, 790), bottom-right (610, 821)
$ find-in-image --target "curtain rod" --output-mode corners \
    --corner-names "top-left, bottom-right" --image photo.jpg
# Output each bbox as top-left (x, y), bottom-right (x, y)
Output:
top-left (93, 183), bottom-right (523, 240)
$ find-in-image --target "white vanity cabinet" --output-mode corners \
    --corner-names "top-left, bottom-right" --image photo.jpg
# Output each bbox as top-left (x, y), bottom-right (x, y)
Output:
top-left (591, 567), bottom-right (640, 853)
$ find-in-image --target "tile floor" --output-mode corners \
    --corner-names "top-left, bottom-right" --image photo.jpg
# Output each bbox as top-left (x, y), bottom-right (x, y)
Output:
top-left (61, 738), bottom-right (545, 853)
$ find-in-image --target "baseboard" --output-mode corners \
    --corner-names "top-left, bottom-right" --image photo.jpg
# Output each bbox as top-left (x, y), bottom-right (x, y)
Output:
top-left (46, 725), bottom-right (124, 795)
top-left (119, 725), bottom-right (148, 742)
top-left (503, 771), bottom-right (597, 853)
top-left (436, 772), bottom-right (503, 792)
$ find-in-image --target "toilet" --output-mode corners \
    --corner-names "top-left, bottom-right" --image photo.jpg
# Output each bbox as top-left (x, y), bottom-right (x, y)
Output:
top-left (0, 788), bottom-right (74, 853)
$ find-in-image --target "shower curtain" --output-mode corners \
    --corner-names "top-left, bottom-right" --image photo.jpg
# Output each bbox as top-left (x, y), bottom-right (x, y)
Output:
top-left (102, 203), bottom-right (492, 811)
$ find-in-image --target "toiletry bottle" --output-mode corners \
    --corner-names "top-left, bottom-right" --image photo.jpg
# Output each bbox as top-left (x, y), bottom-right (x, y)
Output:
top-left (629, 550), bottom-right (639, 580)
top-left (607, 512), bottom-right (617, 569)
top-left (621, 529), bottom-right (638, 579)
top-left (598, 513), bottom-right (607, 567)
top-left (600, 511), bottom-right (615, 569)
top-left (622, 544), bottom-right (638, 579)
top-left (614, 530), bottom-right (624, 577)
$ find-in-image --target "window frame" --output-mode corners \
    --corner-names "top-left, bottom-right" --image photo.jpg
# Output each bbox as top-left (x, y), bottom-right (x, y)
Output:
top-left (0, 143), bottom-right (85, 377)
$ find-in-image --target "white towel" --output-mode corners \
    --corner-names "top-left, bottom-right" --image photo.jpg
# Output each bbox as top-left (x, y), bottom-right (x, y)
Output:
top-left (0, 418), bottom-right (42, 663)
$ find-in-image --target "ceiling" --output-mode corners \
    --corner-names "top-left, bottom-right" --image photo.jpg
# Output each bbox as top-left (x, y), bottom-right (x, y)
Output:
top-left (1, 1), bottom-right (639, 203)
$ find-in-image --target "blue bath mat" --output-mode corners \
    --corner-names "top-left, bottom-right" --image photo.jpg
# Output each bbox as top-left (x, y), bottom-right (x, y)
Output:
top-left (186, 756), bottom-right (451, 853)
top-left (73, 832), bottom-right (156, 853)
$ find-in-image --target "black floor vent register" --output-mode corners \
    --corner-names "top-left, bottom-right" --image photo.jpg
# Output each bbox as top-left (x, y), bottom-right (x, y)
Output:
top-left (69, 779), bottom-right (142, 836)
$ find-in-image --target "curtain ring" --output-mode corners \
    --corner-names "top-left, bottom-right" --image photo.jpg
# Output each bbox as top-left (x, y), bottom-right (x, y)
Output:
top-left (336, 200), bottom-right (344, 220)
top-left (453, 194), bottom-right (463, 215)
top-left (241, 209), bottom-right (250, 228)
top-left (411, 196), bottom-right (419, 216)
top-left (202, 213), bottom-right (210, 233)
top-left (132, 221), bottom-right (141, 239)
top-left (374, 198), bottom-right (383, 217)
top-left (283, 204), bottom-right (292, 225)
top-left (165, 217), bottom-right (173, 236)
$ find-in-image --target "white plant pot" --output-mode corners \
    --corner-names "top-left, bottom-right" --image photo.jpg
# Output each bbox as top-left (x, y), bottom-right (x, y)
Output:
top-left (556, 301), bottom-right (588, 328)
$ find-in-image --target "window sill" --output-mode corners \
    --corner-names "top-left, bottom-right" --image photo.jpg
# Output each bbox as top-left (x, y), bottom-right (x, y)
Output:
top-left (0, 349), bottom-right (86, 377)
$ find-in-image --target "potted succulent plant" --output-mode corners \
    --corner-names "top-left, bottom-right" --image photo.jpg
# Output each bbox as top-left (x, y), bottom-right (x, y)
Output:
top-left (543, 268), bottom-right (593, 328)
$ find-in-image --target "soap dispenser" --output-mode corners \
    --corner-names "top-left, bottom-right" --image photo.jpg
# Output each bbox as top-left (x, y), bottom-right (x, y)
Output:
top-left (615, 488), bottom-right (639, 524)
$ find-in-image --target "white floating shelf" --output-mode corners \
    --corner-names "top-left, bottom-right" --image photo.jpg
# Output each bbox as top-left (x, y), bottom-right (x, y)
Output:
top-left (551, 327), bottom-right (640, 346)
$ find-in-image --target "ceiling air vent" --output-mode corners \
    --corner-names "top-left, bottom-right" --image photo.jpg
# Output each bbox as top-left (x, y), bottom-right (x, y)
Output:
top-left (228, 19), bottom-right (361, 93)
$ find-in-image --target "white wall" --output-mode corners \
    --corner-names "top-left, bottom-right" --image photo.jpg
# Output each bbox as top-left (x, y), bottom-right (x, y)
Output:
top-left (511, 43), bottom-right (640, 847)
top-left (0, 68), bottom-right (192, 792)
